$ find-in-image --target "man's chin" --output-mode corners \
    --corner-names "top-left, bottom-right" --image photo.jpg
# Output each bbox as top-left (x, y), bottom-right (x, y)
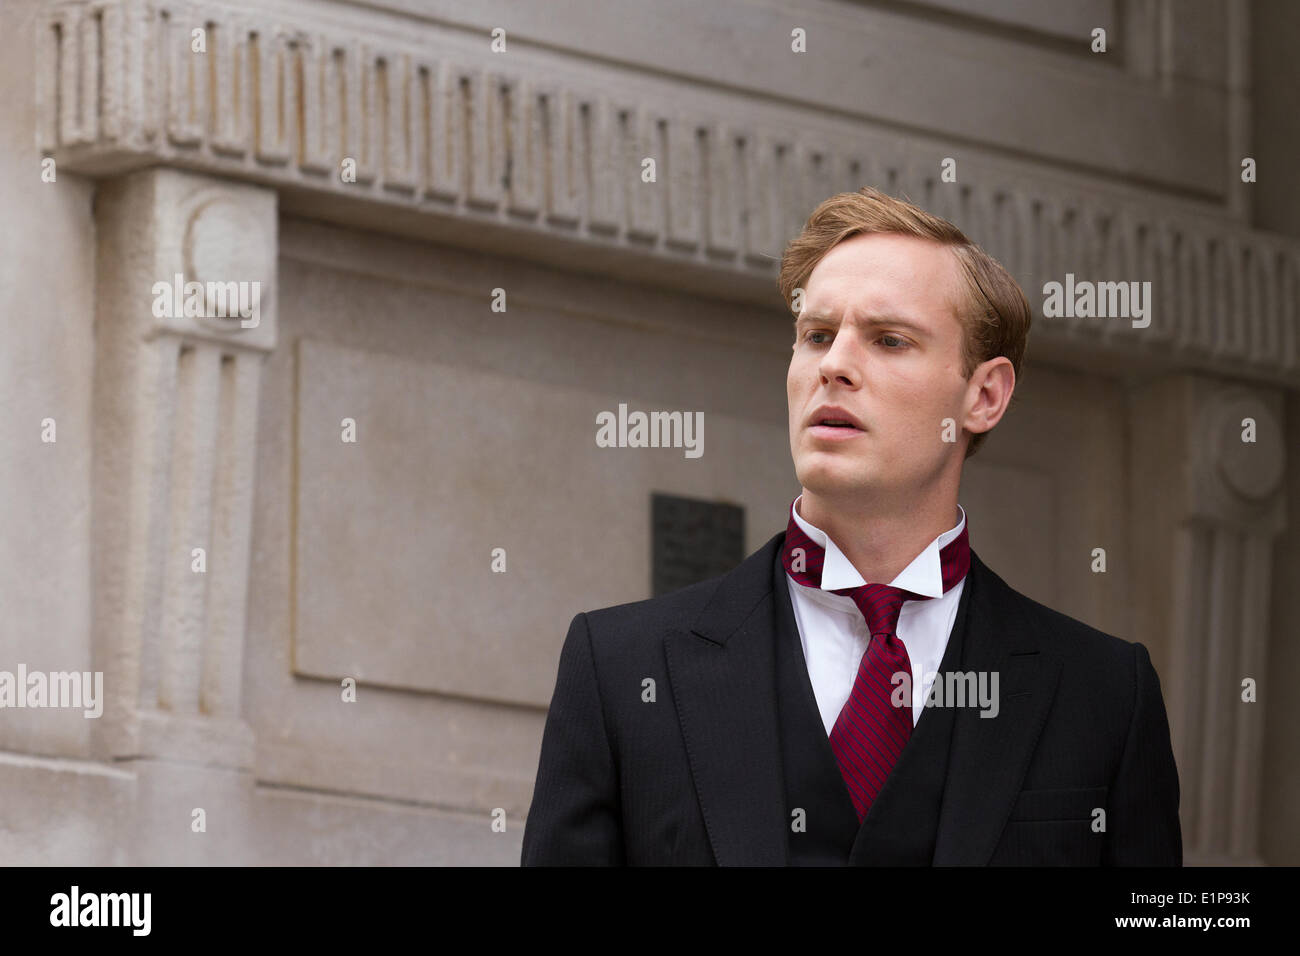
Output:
top-left (794, 458), bottom-right (875, 498)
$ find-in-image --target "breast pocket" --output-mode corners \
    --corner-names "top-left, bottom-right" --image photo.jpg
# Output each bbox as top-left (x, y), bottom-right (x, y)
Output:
top-left (993, 787), bottom-right (1109, 866)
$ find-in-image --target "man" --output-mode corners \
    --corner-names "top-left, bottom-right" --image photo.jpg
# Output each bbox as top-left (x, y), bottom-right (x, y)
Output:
top-left (521, 186), bottom-right (1182, 866)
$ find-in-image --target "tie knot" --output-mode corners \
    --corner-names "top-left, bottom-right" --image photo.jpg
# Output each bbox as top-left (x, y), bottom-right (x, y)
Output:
top-left (834, 582), bottom-right (924, 637)
top-left (780, 498), bottom-right (971, 626)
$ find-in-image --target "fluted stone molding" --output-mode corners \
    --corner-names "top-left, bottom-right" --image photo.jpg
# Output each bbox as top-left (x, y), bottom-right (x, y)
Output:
top-left (1177, 388), bottom-right (1284, 867)
top-left (35, 0), bottom-right (1300, 388)
top-left (89, 167), bottom-right (275, 862)
top-left (1129, 375), bottom-right (1286, 867)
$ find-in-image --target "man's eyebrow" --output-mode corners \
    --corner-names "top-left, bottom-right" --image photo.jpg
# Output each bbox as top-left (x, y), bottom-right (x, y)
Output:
top-left (794, 313), bottom-right (931, 335)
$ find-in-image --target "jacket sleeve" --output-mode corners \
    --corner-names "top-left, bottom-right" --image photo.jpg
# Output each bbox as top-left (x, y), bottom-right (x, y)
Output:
top-left (1102, 641), bottom-right (1183, 865)
top-left (521, 612), bottom-right (625, 865)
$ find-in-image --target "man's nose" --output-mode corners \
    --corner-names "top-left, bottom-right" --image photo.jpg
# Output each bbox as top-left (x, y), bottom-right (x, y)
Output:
top-left (818, 334), bottom-right (861, 387)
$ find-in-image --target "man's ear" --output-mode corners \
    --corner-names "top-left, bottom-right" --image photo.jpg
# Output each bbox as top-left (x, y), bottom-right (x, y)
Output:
top-left (964, 357), bottom-right (1015, 437)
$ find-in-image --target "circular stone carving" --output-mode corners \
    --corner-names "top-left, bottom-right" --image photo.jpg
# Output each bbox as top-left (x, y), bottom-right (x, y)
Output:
top-left (1214, 396), bottom-right (1283, 500)
top-left (183, 198), bottom-right (274, 332)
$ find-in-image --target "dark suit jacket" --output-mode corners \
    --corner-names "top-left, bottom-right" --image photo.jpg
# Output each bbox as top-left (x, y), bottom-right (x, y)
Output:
top-left (521, 531), bottom-right (1182, 865)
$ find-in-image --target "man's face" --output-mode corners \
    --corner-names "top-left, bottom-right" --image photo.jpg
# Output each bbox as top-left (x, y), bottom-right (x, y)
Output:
top-left (787, 232), bottom-right (974, 505)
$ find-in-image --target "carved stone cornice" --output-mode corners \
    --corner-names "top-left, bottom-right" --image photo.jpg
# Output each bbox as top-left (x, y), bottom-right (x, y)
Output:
top-left (37, 0), bottom-right (1300, 386)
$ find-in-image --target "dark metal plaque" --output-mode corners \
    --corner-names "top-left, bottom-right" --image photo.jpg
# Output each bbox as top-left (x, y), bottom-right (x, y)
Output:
top-left (651, 493), bottom-right (745, 597)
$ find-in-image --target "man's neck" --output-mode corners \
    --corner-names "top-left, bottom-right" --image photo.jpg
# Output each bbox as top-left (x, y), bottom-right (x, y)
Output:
top-left (798, 490), bottom-right (960, 586)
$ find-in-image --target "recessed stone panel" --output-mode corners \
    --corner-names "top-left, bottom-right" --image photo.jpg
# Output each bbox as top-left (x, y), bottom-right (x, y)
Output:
top-left (293, 338), bottom-right (795, 706)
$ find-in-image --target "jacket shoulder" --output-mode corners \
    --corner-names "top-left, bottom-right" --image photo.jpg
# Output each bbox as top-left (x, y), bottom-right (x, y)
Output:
top-left (976, 557), bottom-right (1160, 727)
top-left (582, 568), bottom-right (727, 639)
top-left (579, 532), bottom-right (784, 658)
top-left (976, 553), bottom-right (1149, 668)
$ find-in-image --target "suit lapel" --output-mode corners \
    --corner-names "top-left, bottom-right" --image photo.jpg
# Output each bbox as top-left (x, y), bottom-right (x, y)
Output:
top-left (932, 548), bottom-right (1063, 864)
top-left (664, 532), bottom-right (788, 866)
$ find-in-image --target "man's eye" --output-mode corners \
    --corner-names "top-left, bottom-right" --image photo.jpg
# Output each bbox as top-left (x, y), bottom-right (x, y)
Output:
top-left (799, 330), bottom-right (907, 348)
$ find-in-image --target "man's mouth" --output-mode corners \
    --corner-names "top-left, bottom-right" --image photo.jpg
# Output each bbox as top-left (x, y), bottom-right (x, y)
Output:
top-left (807, 405), bottom-right (866, 431)
top-left (807, 417), bottom-right (865, 440)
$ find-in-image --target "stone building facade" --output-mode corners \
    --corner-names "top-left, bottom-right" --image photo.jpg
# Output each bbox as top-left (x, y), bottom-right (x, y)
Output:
top-left (1, 0), bottom-right (1297, 865)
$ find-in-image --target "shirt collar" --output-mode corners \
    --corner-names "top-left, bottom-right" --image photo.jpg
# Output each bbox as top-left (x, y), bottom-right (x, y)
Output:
top-left (789, 494), bottom-right (966, 598)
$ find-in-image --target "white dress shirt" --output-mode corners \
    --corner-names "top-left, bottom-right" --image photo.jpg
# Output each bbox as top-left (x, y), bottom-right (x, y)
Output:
top-left (784, 495), bottom-right (968, 734)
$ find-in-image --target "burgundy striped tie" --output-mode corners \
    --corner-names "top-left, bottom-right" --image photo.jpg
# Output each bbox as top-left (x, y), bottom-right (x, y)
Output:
top-left (781, 502), bottom-right (970, 823)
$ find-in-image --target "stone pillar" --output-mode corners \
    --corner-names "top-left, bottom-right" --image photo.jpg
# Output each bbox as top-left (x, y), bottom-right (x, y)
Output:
top-left (89, 167), bottom-right (276, 864)
top-left (1129, 374), bottom-right (1286, 866)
